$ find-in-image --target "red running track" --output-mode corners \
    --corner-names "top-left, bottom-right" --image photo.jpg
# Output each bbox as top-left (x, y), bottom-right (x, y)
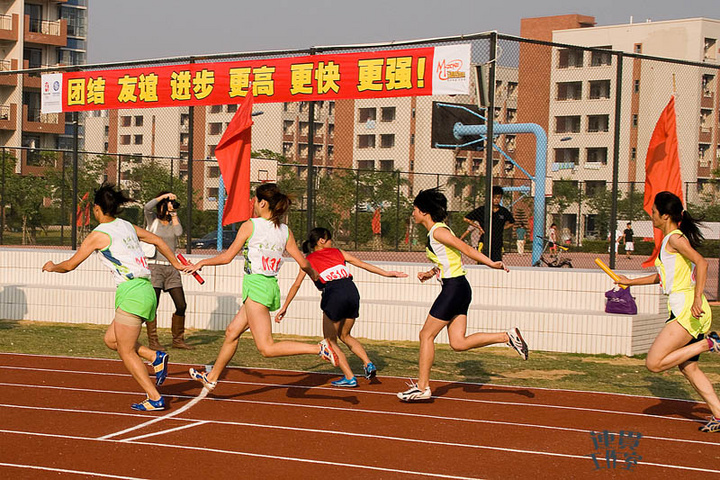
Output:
top-left (0, 352), bottom-right (719, 479)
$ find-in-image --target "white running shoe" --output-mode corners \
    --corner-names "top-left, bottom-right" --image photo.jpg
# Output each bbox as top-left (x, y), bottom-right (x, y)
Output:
top-left (189, 368), bottom-right (217, 391)
top-left (397, 381), bottom-right (432, 402)
top-left (318, 339), bottom-right (338, 366)
top-left (507, 327), bottom-right (529, 360)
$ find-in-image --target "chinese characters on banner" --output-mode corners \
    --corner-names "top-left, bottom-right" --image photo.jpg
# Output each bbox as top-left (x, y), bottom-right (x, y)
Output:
top-left (42, 45), bottom-right (471, 113)
top-left (589, 430), bottom-right (642, 471)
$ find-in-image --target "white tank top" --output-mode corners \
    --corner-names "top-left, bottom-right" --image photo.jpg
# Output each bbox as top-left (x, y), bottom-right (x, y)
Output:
top-left (243, 217), bottom-right (289, 276)
top-left (93, 218), bottom-right (151, 285)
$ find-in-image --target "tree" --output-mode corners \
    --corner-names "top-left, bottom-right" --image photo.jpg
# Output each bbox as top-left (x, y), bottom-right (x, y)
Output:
top-left (1, 152), bottom-right (49, 244)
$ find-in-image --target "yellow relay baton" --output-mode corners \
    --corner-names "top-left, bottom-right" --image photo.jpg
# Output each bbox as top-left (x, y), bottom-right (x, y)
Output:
top-left (594, 258), bottom-right (628, 289)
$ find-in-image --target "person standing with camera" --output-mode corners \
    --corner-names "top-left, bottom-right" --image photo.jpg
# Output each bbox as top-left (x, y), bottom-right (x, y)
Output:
top-left (143, 192), bottom-right (193, 350)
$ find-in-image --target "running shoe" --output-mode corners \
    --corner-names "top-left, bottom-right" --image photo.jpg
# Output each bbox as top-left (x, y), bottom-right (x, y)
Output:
top-left (397, 381), bottom-right (432, 402)
top-left (699, 416), bottom-right (720, 433)
top-left (152, 351), bottom-right (169, 386)
top-left (189, 367), bottom-right (217, 391)
top-left (364, 362), bottom-right (377, 379)
top-left (131, 397), bottom-right (166, 412)
top-left (506, 327), bottom-right (529, 360)
top-left (331, 377), bottom-right (358, 388)
top-left (707, 332), bottom-right (720, 353)
top-left (318, 339), bottom-right (339, 366)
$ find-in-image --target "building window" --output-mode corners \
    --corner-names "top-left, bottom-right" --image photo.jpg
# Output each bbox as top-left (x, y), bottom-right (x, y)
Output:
top-left (554, 148), bottom-right (579, 164)
top-left (207, 187), bottom-right (219, 200)
top-left (282, 142), bottom-right (293, 156)
top-left (283, 120), bottom-right (294, 135)
top-left (455, 156), bottom-right (466, 172)
top-left (134, 135), bottom-right (143, 145)
top-left (328, 124), bottom-right (335, 138)
top-left (631, 114), bottom-right (638, 128)
top-left (359, 108), bottom-right (376, 123)
top-left (555, 116), bottom-right (581, 133)
top-left (381, 107), bottom-right (396, 122)
top-left (505, 108), bottom-right (517, 123)
top-left (701, 109), bottom-right (712, 131)
top-left (589, 80), bottom-right (611, 99)
top-left (358, 134), bottom-right (375, 148)
top-left (590, 47), bottom-right (612, 66)
top-left (556, 82), bottom-right (582, 101)
top-left (180, 133), bottom-right (189, 146)
top-left (558, 48), bottom-right (584, 68)
top-left (208, 145), bottom-right (217, 157)
top-left (471, 158), bottom-right (482, 174)
top-left (505, 135), bottom-right (516, 152)
top-left (586, 180), bottom-right (606, 196)
top-left (358, 160), bottom-right (374, 170)
top-left (586, 147), bottom-right (608, 165)
top-left (121, 116), bottom-right (131, 127)
top-left (630, 148), bottom-right (637, 161)
top-left (634, 80), bottom-right (640, 93)
top-left (704, 38), bottom-right (717, 60)
top-left (634, 43), bottom-right (642, 54)
top-left (699, 144), bottom-right (710, 161)
top-left (507, 82), bottom-right (518, 97)
top-left (134, 116), bottom-right (144, 127)
top-left (380, 134), bottom-right (395, 148)
top-left (702, 74), bottom-right (714, 97)
top-left (104, 125), bottom-right (109, 136)
top-left (209, 105), bottom-right (222, 114)
top-left (227, 104), bottom-right (237, 113)
top-left (180, 113), bottom-right (189, 127)
top-left (587, 115), bottom-right (609, 132)
top-left (410, 133), bottom-right (415, 145)
top-left (379, 160), bottom-right (394, 171)
top-left (329, 101), bottom-right (335, 116)
top-left (209, 122), bottom-right (223, 135)
top-left (120, 135), bottom-right (131, 145)
top-left (208, 166), bottom-right (220, 178)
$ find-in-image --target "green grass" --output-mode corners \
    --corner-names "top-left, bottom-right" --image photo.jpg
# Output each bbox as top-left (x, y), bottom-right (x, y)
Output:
top-left (2, 308), bottom-right (720, 402)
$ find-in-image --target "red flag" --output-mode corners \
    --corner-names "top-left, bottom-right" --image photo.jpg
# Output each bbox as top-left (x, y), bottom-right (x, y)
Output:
top-left (76, 191), bottom-right (89, 227)
top-left (371, 208), bottom-right (381, 234)
top-left (642, 95), bottom-right (683, 268)
top-left (216, 92), bottom-right (254, 226)
top-left (83, 203), bottom-right (90, 226)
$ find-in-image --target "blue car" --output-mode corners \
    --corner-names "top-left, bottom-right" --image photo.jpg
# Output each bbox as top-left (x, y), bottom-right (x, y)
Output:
top-left (191, 229), bottom-right (238, 249)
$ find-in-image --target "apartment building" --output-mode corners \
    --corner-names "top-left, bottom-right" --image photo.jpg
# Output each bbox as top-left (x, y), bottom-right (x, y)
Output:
top-left (0, 0), bottom-right (87, 173)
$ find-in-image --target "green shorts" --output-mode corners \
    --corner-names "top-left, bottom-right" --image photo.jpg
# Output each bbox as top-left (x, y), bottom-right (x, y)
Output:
top-left (115, 277), bottom-right (158, 323)
top-left (242, 273), bottom-right (281, 311)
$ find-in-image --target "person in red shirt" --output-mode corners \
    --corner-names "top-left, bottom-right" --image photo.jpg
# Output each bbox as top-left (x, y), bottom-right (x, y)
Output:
top-left (276, 227), bottom-right (407, 387)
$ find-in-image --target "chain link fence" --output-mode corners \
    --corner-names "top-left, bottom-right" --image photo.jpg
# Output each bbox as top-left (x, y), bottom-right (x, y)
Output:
top-left (1, 32), bottom-right (719, 296)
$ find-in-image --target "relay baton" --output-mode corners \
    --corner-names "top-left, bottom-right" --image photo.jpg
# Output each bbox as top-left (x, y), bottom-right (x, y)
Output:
top-left (594, 258), bottom-right (627, 289)
top-left (177, 253), bottom-right (205, 285)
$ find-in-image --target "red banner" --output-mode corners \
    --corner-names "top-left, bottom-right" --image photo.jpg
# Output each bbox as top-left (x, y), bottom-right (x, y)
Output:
top-left (59, 45), bottom-right (471, 111)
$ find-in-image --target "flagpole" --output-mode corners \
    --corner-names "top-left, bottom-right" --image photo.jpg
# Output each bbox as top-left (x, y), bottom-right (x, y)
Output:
top-left (217, 175), bottom-right (225, 251)
top-left (608, 52), bottom-right (624, 270)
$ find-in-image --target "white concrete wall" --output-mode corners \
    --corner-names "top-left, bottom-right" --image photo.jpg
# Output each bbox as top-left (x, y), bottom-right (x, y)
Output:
top-left (0, 247), bottom-right (668, 356)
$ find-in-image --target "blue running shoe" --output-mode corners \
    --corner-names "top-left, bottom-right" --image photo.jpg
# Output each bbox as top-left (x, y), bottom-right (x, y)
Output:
top-left (131, 397), bottom-right (166, 411)
top-left (331, 377), bottom-right (358, 388)
top-left (152, 351), bottom-right (169, 386)
top-left (708, 332), bottom-right (720, 353)
top-left (363, 362), bottom-right (377, 379)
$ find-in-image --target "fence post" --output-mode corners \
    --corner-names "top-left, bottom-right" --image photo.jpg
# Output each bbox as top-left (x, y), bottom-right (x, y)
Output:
top-left (307, 100), bottom-right (316, 236)
top-left (576, 181), bottom-right (582, 246)
top-left (71, 112), bottom-right (79, 250)
top-left (355, 168), bottom-right (360, 250)
top-left (170, 157), bottom-right (174, 191)
top-left (0, 146), bottom-right (5, 245)
top-left (186, 109), bottom-right (194, 254)
top-left (484, 31), bottom-right (498, 261)
top-left (608, 52), bottom-right (623, 269)
top-left (395, 170), bottom-right (400, 251)
top-left (60, 153), bottom-right (66, 245)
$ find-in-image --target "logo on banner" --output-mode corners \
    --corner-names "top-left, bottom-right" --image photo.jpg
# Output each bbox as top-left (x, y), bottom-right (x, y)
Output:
top-left (436, 59), bottom-right (466, 81)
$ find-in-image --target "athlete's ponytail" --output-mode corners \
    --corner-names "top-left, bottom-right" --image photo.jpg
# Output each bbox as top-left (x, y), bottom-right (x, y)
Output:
top-left (256, 183), bottom-right (291, 226)
top-left (653, 191), bottom-right (704, 249)
top-left (94, 183), bottom-right (134, 217)
top-left (302, 227), bottom-right (332, 254)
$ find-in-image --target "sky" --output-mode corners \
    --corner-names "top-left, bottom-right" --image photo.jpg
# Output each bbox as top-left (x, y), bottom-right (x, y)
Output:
top-left (87, 0), bottom-right (718, 64)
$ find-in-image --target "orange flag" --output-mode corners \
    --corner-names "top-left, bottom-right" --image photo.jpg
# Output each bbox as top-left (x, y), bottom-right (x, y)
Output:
top-left (371, 208), bottom-right (381, 234)
top-left (216, 92), bottom-right (254, 226)
top-left (76, 191), bottom-right (89, 227)
top-left (642, 95), bottom-right (683, 268)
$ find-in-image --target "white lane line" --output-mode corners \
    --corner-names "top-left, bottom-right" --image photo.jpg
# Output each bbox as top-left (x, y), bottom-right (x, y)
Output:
top-left (1, 428), bottom-right (718, 475)
top-left (0, 351), bottom-right (705, 404)
top-left (119, 420), bottom-right (209, 442)
top-left (2, 401), bottom-right (719, 449)
top-left (99, 388), bottom-right (208, 440)
top-left (0, 462), bottom-right (147, 479)
top-left (0, 429), bottom-right (479, 480)
top-left (0, 366), bottom-right (705, 425)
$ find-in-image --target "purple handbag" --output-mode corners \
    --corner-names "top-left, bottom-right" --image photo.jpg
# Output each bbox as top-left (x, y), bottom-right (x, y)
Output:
top-left (605, 287), bottom-right (638, 315)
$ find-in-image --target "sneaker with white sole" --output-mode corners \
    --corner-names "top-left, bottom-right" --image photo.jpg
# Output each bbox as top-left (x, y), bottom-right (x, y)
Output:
top-left (331, 377), bottom-right (358, 388)
top-left (506, 327), bottom-right (529, 360)
top-left (131, 396), bottom-right (166, 412)
top-left (189, 367), bottom-right (217, 391)
top-left (152, 351), bottom-right (169, 386)
top-left (397, 381), bottom-right (432, 402)
top-left (363, 362), bottom-right (377, 379)
top-left (707, 332), bottom-right (720, 353)
top-left (699, 416), bottom-right (720, 433)
top-left (318, 339), bottom-right (338, 366)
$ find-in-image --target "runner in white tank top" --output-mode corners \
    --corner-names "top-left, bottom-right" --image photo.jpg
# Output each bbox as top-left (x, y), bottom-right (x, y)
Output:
top-left (42, 184), bottom-right (184, 412)
top-left (184, 183), bottom-right (343, 392)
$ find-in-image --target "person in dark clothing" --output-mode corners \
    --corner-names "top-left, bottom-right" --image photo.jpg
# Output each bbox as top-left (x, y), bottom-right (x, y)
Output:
top-left (623, 222), bottom-right (635, 259)
top-left (460, 186), bottom-right (514, 262)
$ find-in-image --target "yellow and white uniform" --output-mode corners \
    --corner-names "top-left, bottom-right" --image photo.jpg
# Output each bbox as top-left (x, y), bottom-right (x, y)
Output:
top-left (655, 229), bottom-right (711, 338)
top-left (426, 222), bottom-right (466, 279)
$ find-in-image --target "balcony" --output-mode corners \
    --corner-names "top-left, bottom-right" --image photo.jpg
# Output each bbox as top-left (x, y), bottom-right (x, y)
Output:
top-left (0, 103), bottom-right (16, 130)
top-left (0, 14), bottom-right (19, 42)
top-left (22, 104), bottom-right (65, 134)
top-left (22, 60), bottom-right (62, 89)
top-left (24, 16), bottom-right (67, 46)
top-left (0, 58), bottom-right (18, 86)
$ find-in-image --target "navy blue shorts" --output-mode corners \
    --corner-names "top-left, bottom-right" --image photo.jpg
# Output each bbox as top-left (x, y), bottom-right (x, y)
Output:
top-left (320, 278), bottom-right (360, 322)
top-left (429, 275), bottom-right (472, 321)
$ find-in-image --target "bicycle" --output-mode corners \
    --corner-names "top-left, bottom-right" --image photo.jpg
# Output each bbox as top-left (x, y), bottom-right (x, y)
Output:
top-left (532, 235), bottom-right (573, 268)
